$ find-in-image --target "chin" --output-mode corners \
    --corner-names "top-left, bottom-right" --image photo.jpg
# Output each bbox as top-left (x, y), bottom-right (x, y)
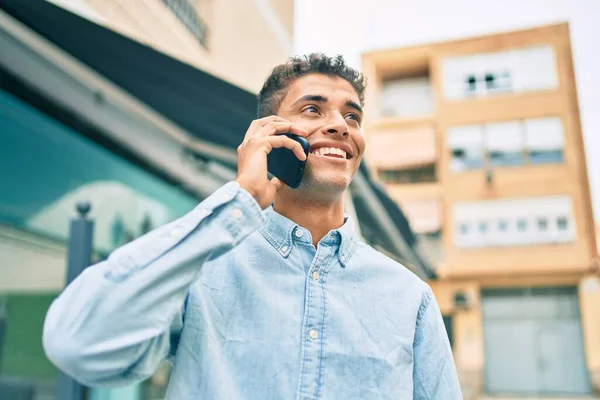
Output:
top-left (301, 172), bottom-right (351, 193)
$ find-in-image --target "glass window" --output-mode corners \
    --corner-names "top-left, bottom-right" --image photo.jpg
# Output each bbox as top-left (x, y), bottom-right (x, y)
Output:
top-left (162, 0), bottom-right (208, 47)
top-left (479, 221), bottom-right (489, 234)
top-left (537, 217), bottom-right (549, 231)
top-left (517, 218), bottom-right (528, 232)
top-left (454, 196), bottom-right (575, 248)
top-left (557, 216), bottom-right (569, 231)
top-left (448, 125), bottom-right (484, 172)
top-left (442, 45), bottom-right (557, 100)
top-left (524, 117), bottom-right (564, 164)
top-left (465, 75), bottom-right (477, 94)
top-left (378, 165), bottom-right (436, 184)
top-left (513, 45), bottom-right (558, 92)
top-left (1, 294), bottom-right (58, 380)
top-left (498, 220), bottom-right (508, 232)
top-left (0, 89), bottom-right (198, 399)
top-left (486, 121), bottom-right (524, 167)
top-left (380, 77), bottom-right (434, 118)
top-left (485, 71), bottom-right (512, 93)
top-left (0, 90), bottom-right (198, 255)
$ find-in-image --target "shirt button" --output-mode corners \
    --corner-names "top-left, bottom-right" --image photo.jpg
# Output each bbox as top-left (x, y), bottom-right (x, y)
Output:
top-left (311, 271), bottom-right (319, 281)
top-left (309, 329), bottom-right (318, 340)
top-left (231, 208), bottom-right (243, 220)
top-left (340, 255), bottom-right (346, 263)
top-left (295, 229), bottom-right (304, 238)
top-left (281, 245), bottom-right (288, 253)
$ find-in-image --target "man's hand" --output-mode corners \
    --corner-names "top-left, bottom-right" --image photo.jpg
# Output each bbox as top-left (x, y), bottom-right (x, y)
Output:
top-left (236, 116), bottom-right (308, 209)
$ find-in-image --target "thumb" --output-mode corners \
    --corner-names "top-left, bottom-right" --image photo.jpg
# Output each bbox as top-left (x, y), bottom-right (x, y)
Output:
top-left (270, 177), bottom-right (285, 192)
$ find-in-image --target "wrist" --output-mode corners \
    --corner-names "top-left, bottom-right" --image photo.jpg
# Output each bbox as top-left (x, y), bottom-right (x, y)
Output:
top-left (235, 179), bottom-right (260, 203)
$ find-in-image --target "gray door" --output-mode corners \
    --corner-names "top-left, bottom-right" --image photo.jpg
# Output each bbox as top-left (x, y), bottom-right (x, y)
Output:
top-left (482, 287), bottom-right (591, 396)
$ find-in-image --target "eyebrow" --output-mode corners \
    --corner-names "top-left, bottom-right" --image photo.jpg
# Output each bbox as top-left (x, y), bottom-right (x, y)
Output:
top-left (292, 94), bottom-right (328, 106)
top-left (292, 94), bottom-right (363, 115)
top-left (346, 100), bottom-right (363, 115)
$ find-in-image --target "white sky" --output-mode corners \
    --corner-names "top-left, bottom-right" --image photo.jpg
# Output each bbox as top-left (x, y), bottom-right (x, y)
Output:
top-left (294, 0), bottom-right (600, 221)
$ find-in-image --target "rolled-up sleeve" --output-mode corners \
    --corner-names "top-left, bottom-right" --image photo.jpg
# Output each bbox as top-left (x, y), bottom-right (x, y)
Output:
top-left (43, 181), bottom-right (264, 387)
top-left (413, 288), bottom-right (463, 399)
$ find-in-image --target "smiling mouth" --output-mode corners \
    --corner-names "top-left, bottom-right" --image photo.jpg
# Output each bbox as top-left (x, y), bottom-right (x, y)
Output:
top-left (309, 147), bottom-right (349, 159)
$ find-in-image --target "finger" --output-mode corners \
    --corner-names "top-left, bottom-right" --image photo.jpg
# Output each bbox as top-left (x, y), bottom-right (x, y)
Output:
top-left (265, 136), bottom-right (307, 161)
top-left (260, 121), bottom-right (309, 138)
top-left (259, 115), bottom-right (287, 127)
top-left (270, 177), bottom-right (285, 192)
top-left (243, 116), bottom-right (289, 142)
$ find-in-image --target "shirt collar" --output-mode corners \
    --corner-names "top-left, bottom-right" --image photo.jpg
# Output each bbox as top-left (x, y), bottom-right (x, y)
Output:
top-left (259, 206), bottom-right (358, 267)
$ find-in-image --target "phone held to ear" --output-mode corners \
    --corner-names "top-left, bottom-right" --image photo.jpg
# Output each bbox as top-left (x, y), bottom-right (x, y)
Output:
top-left (266, 133), bottom-right (310, 189)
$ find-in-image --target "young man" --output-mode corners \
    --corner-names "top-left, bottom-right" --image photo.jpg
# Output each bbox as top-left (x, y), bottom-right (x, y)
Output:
top-left (43, 54), bottom-right (462, 399)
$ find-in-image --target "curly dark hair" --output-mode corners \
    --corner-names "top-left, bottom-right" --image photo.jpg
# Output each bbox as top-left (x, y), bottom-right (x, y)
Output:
top-left (257, 53), bottom-right (366, 118)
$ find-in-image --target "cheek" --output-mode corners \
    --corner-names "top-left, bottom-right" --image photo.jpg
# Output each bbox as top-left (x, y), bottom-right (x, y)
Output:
top-left (287, 115), bottom-right (320, 131)
top-left (354, 135), bottom-right (366, 157)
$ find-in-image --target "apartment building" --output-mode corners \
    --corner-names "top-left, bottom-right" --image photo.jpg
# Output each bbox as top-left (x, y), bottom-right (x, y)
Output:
top-left (362, 23), bottom-right (600, 398)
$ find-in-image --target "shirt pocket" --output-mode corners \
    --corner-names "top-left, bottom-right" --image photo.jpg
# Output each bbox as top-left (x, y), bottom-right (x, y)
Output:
top-left (322, 332), bottom-right (413, 399)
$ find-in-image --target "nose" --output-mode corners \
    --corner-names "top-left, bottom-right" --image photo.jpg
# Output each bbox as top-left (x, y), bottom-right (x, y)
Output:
top-left (324, 113), bottom-right (349, 137)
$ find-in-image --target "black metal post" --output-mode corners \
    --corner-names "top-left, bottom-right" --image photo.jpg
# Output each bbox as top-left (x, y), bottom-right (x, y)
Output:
top-left (57, 201), bottom-right (94, 400)
top-left (0, 296), bottom-right (7, 376)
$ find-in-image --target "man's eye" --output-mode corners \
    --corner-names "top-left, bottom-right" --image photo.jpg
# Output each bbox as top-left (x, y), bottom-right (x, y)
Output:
top-left (346, 113), bottom-right (361, 123)
top-left (304, 105), bottom-right (319, 114)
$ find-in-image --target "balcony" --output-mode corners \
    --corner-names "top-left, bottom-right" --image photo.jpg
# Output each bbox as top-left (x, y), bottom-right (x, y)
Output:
top-left (367, 125), bottom-right (438, 184)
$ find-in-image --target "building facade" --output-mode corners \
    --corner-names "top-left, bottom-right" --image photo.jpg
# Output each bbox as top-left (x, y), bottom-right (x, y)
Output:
top-left (50, 0), bottom-right (294, 92)
top-left (362, 23), bottom-right (600, 398)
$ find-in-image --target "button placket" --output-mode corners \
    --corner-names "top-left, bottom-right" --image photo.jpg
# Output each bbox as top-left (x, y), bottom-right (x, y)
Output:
top-left (231, 208), bottom-right (243, 220)
top-left (297, 246), bottom-right (333, 400)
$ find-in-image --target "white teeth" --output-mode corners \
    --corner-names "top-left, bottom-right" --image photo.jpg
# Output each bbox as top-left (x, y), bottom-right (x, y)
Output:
top-left (310, 147), bottom-right (347, 158)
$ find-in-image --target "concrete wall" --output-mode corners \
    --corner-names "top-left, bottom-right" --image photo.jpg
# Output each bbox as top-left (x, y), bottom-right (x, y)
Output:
top-left (0, 224), bottom-right (66, 293)
top-left (83, 0), bottom-right (293, 93)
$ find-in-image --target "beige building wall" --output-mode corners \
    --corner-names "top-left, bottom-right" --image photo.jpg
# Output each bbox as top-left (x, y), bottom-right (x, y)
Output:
top-left (363, 23), bottom-right (600, 398)
top-left (74, 0), bottom-right (294, 93)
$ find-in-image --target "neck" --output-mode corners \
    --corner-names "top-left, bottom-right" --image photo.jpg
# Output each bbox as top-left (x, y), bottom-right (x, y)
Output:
top-left (273, 187), bottom-right (345, 247)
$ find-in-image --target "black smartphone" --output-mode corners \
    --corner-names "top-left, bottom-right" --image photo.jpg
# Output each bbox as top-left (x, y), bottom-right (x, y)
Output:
top-left (266, 133), bottom-right (310, 189)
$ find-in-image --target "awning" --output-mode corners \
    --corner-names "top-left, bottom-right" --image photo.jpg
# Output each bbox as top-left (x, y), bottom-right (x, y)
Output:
top-left (357, 163), bottom-right (416, 246)
top-left (397, 199), bottom-right (442, 234)
top-left (368, 127), bottom-right (436, 170)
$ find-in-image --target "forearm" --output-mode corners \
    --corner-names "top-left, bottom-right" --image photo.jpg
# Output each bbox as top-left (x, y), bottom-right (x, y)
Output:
top-left (43, 182), bottom-right (264, 386)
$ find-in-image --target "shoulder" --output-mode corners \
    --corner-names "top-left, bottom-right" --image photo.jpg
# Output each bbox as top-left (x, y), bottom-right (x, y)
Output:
top-left (354, 241), bottom-right (431, 295)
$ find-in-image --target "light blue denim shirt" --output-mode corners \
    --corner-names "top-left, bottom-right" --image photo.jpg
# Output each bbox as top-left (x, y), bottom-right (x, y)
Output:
top-left (43, 182), bottom-right (462, 399)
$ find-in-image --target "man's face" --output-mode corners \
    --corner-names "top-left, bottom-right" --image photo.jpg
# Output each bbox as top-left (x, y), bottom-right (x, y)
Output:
top-left (276, 73), bottom-right (366, 193)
